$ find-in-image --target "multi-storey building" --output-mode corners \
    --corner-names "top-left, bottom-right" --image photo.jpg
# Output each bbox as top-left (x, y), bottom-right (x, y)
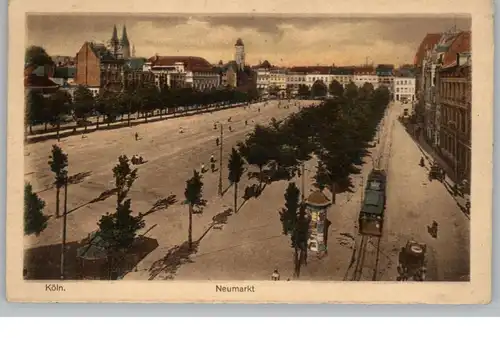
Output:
top-left (376, 64), bottom-right (394, 92)
top-left (436, 32), bottom-right (471, 181)
top-left (74, 41), bottom-right (126, 96)
top-left (353, 66), bottom-right (378, 89)
top-left (393, 76), bottom-right (416, 102)
top-left (285, 71), bottom-right (307, 93)
top-left (422, 28), bottom-right (462, 147)
top-left (254, 61), bottom-right (271, 95)
top-left (414, 29), bottom-right (471, 182)
top-left (144, 56), bottom-right (220, 90)
top-left (414, 33), bottom-right (442, 104)
top-left (330, 67), bottom-right (354, 87)
top-left (269, 68), bottom-right (288, 95)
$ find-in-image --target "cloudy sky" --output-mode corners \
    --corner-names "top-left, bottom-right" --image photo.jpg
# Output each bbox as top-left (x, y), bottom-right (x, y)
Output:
top-left (27, 14), bottom-right (470, 66)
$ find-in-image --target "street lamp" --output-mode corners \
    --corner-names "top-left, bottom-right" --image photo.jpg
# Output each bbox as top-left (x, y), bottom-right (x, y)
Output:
top-left (218, 123), bottom-right (224, 196)
top-left (299, 163), bottom-right (315, 202)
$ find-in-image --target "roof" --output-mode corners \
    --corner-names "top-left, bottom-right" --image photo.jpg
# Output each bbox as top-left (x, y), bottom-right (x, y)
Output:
top-left (235, 38), bottom-right (244, 46)
top-left (126, 57), bottom-right (147, 70)
top-left (305, 190), bottom-right (331, 208)
top-left (331, 67), bottom-right (354, 75)
top-left (89, 42), bottom-right (117, 62)
top-left (361, 190), bottom-right (384, 215)
top-left (442, 31), bottom-right (471, 68)
top-left (414, 33), bottom-right (442, 66)
top-left (256, 60), bottom-right (272, 69)
top-left (148, 55), bottom-right (214, 72)
top-left (353, 66), bottom-right (375, 75)
top-left (53, 67), bottom-right (76, 79)
top-left (24, 75), bottom-right (59, 88)
top-left (289, 66), bottom-right (332, 74)
top-left (376, 64), bottom-right (395, 70)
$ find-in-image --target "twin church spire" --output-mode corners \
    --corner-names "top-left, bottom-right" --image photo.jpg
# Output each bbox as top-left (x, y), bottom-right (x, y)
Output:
top-left (109, 24), bottom-right (132, 59)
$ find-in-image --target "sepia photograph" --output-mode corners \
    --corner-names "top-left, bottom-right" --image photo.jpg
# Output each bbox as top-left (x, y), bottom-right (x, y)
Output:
top-left (7, 0), bottom-right (493, 303)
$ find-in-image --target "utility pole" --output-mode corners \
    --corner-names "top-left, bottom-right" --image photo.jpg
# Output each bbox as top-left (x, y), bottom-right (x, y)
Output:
top-left (218, 124), bottom-right (223, 196)
top-left (60, 176), bottom-right (68, 280)
top-left (301, 163), bottom-right (305, 201)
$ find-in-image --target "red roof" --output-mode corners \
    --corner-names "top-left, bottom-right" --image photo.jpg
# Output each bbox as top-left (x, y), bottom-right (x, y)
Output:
top-left (442, 31), bottom-right (471, 67)
top-left (24, 75), bottom-right (59, 88)
top-left (414, 33), bottom-right (442, 66)
top-left (148, 56), bottom-right (214, 72)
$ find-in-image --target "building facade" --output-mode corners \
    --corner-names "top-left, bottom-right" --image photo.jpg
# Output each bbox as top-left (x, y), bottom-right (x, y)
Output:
top-left (435, 30), bottom-right (471, 182)
top-left (144, 55), bottom-right (220, 90)
top-left (353, 66), bottom-right (379, 89)
top-left (376, 64), bottom-right (394, 91)
top-left (393, 77), bottom-right (415, 102)
top-left (330, 67), bottom-right (354, 87)
top-left (74, 41), bottom-right (125, 95)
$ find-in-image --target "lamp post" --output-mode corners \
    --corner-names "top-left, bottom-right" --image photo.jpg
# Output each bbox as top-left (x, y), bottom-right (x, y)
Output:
top-left (218, 124), bottom-right (224, 196)
top-left (60, 175), bottom-right (68, 280)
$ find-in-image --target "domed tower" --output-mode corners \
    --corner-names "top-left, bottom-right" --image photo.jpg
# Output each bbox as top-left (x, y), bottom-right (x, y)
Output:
top-left (234, 38), bottom-right (245, 71)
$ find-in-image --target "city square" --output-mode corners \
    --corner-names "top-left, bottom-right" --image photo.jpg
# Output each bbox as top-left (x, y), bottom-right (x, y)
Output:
top-left (23, 14), bottom-right (471, 282)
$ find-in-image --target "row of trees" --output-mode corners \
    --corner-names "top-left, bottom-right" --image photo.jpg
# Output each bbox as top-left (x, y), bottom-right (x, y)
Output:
top-left (233, 81), bottom-right (390, 276)
top-left (26, 84), bottom-right (259, 136)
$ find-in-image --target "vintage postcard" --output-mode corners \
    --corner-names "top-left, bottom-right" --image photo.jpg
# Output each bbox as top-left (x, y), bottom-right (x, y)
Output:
top-left (6, 0), bottom-right (493, 303)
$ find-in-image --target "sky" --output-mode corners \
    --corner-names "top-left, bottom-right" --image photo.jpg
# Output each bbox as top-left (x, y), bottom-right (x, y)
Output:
top-left (27, 14), bottom-right (471, 67)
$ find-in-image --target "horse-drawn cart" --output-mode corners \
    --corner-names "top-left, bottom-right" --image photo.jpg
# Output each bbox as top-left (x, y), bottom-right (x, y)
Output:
top-left (397, 240), bottom-right (427, 281)
top-left (428, 163), bottom-right (445, 182)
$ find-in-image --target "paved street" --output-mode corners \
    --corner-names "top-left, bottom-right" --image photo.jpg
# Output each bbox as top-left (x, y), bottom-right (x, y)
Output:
top-left (24, 99), bottom-right (469, 281)
top-left (24, 100), bottom-right (316, 274)
top-left (345, 101), bottom-right (470, 282)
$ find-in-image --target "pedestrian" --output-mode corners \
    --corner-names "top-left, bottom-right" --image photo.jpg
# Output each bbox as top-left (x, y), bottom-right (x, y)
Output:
top-left (201, 163), bottom-right (205, 173)
top-left (135, 132), bottom-right (139, 141)
top-left (271, 269), bottom-right (280, 281)
top-left (216, 137), bottom-right (219, 147)
top-left (245, 120), bottom-right (248, 126)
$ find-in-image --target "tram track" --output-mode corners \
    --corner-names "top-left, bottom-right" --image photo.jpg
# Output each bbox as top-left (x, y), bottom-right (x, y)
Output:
top-left (348, 109), bottom-right (395, 282)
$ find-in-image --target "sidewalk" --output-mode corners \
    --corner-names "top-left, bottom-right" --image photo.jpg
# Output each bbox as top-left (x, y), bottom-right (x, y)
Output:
top-left (402, 122), bottom-right (470, 217)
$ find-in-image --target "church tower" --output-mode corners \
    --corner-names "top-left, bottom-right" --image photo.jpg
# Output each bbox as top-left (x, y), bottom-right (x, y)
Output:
top-left (121, 25), bottom-right (131, 59)
top-left (108, 24), bottom-right (122, 58)
top-left (234, 38), bottom-right (245, 71)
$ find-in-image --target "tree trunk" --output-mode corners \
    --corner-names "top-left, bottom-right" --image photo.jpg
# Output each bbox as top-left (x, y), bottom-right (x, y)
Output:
top-left (294, 247), bottom-right (300, 277)
top-left (259, 166), bottom-right (263, 190)
top-left (188, 203), bottom-right (193, 249)
top-left (234, 181), bottom-right (238, 213)
top-left (55, 187), bottom-right (60, 218)
top-left (44, 122), bottom-right (48, 132)
top-left (128, 111), bottom-right (131, 127)
top-left (96, 115), bottom-right (100, 129)
top-left (331, 182), bottom-right (337, 204)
